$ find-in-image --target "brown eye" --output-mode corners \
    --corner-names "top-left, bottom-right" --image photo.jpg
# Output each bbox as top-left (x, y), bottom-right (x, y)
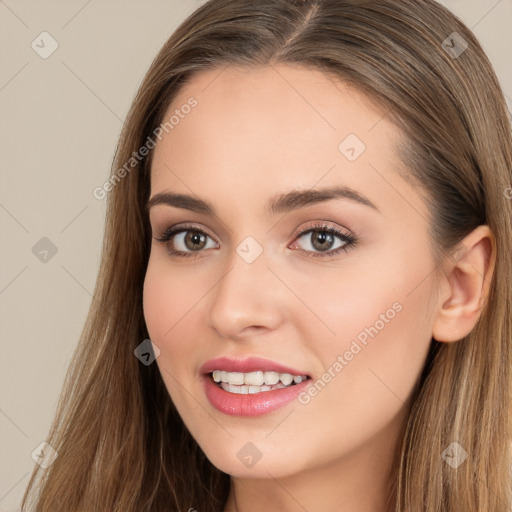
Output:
top-left (183, 231), bottom-right (208, 251)
top-left (309, 231), bottom-right (336, 252)
top-left (292, 225), bottom-right (355, 257)
top-left (155, 225), bottom-right (218, 258)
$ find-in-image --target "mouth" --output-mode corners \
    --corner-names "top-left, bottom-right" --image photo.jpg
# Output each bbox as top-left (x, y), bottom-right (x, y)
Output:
top-left (209, 370), bottom-right (310, 394)
top-left (200, 357), bottom-right (312, 416)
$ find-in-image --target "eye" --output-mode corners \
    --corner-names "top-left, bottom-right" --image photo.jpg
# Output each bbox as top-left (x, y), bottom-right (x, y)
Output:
top-left (154, 222), bottom-right (357, 260)
top-left (154, 223), bottom-right (217, 259)
top-left (290, 223), bottom-right (356, 258)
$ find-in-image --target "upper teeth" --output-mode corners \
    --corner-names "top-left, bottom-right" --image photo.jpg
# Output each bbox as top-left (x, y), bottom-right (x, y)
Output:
top-left (212, 370), bottom-right (306, 386)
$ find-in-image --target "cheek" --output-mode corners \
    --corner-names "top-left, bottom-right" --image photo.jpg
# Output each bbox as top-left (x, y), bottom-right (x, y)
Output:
top-left (142, 258), bottom-right (194, 372)
top-left (143, 255), bottom-right (200, 342)
top-left (297, 241), bottom-right (433, 377)
top-left (142, 259), bottom-right (199, 411)
top-left (288, 255), bottom-right (428, 354)
top-left (142, 255), bottom-right (219, 391)
top-left (142, 261), bottom-right (171, 342)
top-left (293, 251), bottom-right (435, 440)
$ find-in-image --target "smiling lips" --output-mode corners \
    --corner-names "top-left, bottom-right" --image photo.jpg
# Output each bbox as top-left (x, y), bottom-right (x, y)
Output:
top-left (213, 369), bottom-right (307, 392)
top-left (200, 357), bottom-right (311, 416)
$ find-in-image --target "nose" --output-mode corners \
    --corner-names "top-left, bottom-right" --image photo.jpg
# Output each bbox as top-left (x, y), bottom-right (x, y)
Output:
top-left (207, 246), bottom-right (284, 341)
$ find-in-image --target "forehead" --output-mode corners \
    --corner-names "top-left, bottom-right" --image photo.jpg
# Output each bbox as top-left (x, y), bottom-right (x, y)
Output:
top-left (166, 64), bottom-right (389, 139)
top-left (149, 64), bottom-right (427, 223)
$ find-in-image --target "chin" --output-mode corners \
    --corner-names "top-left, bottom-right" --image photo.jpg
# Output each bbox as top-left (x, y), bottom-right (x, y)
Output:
top-left (199, 440), bottom-right (307, 479)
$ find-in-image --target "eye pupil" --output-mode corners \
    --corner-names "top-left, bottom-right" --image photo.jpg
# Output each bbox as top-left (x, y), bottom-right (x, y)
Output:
top-left (186, 231), bottom-right (207, 250)
top-left (312, 231), bottom-right (334, 251)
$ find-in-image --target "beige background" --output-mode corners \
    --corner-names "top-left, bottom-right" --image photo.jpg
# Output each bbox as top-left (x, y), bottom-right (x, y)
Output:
top-left (0, 1), bottom-right (511, 509)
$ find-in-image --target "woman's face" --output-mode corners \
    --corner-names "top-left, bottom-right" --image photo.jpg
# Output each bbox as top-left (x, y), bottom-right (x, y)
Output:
top-left (143, 64), bottom-right (439, 480)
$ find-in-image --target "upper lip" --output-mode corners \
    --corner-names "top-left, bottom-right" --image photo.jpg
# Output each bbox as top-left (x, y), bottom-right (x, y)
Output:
top-left (200, 356), bottom-right (310, 376)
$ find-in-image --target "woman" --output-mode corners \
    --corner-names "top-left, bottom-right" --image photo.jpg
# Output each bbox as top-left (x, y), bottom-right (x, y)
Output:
top-left (22, 0), bottom-right (512, 510)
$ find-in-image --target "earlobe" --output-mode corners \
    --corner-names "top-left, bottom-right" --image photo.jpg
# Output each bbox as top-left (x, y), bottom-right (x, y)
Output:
top-left (431, 225), bottom-right (496, 343)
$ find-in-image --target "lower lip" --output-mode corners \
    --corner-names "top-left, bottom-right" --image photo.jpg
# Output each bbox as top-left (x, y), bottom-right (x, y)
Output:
top-left (203, 374), bottom-right (310, 416)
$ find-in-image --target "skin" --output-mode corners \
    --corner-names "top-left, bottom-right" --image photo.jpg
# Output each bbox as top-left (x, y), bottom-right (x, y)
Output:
top-left (142, 64), bottom-right (495, 512)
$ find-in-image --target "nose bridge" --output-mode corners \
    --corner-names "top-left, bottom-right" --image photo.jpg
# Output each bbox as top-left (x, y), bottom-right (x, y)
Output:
top-left (207, 238), bottom-right (283, 338)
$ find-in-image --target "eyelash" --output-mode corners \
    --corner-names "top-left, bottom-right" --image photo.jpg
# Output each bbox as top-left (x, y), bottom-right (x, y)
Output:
top-left (154, 222), bottom-right (357, 260)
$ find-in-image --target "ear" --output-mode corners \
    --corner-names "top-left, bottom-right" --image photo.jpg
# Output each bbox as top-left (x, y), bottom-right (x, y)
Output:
top-left (432, 225), bottom-right (496, 343)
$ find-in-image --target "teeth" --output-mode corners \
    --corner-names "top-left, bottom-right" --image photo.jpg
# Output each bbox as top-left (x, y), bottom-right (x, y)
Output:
top-left (280, 373), bottom-right (293, 386)
top-left (220, 382), bottom-right (289, 394)
top-left (263, 371), bottom-right (280, 385)
top-left (211, 370), bottom-right (307, 388)
top-left (244, 371), bottom-right (264, 386)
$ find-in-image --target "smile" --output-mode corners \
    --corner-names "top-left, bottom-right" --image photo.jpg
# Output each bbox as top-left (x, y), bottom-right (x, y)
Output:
top-left (212, 370), bottom-right (308, 394)
top-left (200, 357), bottom-right (312, 416)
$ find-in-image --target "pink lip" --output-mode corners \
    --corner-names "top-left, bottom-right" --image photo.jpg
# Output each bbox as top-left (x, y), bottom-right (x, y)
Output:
top-left (199, 357), bottom-right (311, 417)
top-left (202, 374), bottom-right (310, 417)
top-left (199, 356), bottom-right (309, 376)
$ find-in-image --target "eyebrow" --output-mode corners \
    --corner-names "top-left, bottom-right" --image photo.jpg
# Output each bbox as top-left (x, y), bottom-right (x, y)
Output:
top-left (146, 185), bottom-right (380, 216)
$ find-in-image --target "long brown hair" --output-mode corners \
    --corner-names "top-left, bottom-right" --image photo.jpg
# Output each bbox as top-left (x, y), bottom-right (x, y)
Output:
top-left (22, 1), bottom-right (512, 510)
